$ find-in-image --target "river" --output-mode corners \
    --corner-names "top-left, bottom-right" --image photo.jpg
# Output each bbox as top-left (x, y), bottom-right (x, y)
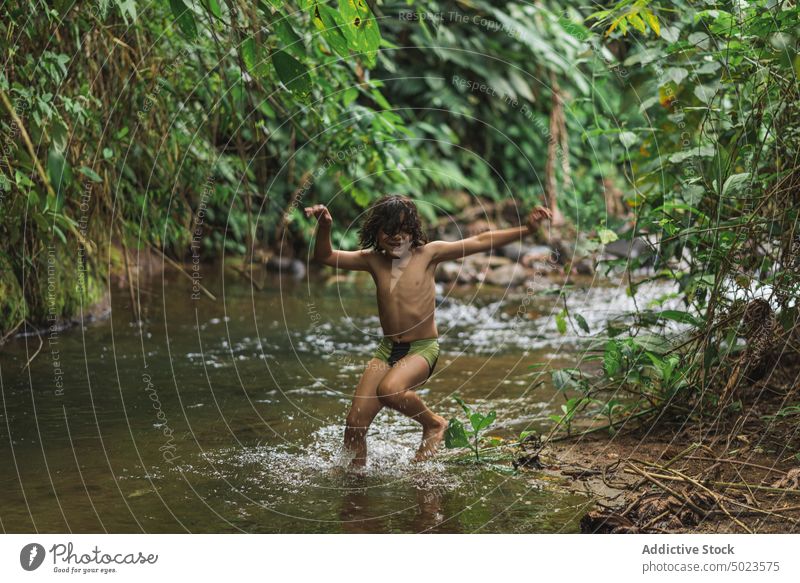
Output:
top-left (0, 265), bottom-right (674, 533)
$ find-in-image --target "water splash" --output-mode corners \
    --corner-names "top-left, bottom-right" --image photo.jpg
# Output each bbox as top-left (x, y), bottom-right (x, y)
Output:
top-left (199, 421), bottom-right (460, 501)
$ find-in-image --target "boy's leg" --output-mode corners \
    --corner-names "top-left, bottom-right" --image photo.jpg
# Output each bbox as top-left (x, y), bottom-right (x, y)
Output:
top-left (344, 358), bottom-right (391, 467)
top-left (375, 354), bottom-right (447, 461)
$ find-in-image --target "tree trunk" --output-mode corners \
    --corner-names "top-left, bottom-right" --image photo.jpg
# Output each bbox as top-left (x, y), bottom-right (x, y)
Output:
top-left (545, 75), bottom-right (566, 226)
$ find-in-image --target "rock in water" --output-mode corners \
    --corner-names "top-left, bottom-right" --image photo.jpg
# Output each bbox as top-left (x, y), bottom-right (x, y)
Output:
top-left (266, 256), bottom-right (306, 278)
top-left (604, 237), bottom-right (653, 262)
top-left (484, 263), bottom-right (529, 286)
top-left (573, 258), bottom-right (595, 275)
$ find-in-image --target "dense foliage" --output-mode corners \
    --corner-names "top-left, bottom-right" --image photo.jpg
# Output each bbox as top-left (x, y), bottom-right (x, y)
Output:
top-left (2, 0), bottom-right (798, 432)
top-left (0, 0), bottom-right (636, 330)
top-left (548, 0), bottom-right (800, 433)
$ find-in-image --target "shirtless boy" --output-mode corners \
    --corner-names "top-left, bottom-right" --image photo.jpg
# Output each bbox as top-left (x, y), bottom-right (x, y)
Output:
top-left (304, 195), bottom-right (551, 467)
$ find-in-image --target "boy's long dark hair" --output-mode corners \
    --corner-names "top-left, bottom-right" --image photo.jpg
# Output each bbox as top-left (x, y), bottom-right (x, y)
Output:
top-left (359, 195), bottom-right (428, 251)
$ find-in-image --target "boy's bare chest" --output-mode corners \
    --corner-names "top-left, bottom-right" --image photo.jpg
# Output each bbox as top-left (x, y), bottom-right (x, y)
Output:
top-left (371, 256), bottom-right (433, 294)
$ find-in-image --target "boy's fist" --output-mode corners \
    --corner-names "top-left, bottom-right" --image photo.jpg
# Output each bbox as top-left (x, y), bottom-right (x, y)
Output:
top-left (304, 204), bottom-right (332, 226)
top-left (526, 206), bottom-right (552, 231)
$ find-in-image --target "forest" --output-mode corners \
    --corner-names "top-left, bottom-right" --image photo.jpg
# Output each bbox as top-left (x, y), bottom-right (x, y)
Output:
top-left (1, 0), bottom-right (799, 534)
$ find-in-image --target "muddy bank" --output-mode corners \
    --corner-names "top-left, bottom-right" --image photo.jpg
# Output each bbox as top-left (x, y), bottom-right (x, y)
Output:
top-left (532, 381), bottom-right (800, 534)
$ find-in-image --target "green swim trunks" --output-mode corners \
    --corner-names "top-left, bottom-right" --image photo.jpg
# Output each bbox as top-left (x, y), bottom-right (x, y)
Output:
top-left (373, 337), bottom-right (440, 377)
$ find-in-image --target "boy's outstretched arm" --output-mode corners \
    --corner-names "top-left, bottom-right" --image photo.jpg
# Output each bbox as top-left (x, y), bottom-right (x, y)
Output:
top-left (304, 204), bottom-right (371, 271)
top-left (428, 206), bottom-right (552, 263)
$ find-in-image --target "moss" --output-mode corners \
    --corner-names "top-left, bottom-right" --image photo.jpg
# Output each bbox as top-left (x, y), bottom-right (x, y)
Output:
top-left (0, 240), bottom-right (108, 336)
top-left (0, 254), bottom-right (27, 330)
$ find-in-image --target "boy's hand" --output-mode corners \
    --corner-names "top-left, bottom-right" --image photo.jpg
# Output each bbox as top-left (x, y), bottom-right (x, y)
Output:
top-left (304, 204), bottom-right (332, 226)
top-left (526, 206), bottom-right (552, 232)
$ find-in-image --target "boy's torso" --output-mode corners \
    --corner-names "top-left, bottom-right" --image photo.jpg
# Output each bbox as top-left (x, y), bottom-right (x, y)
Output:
top-left (366, 245), bottom-right (438, 342)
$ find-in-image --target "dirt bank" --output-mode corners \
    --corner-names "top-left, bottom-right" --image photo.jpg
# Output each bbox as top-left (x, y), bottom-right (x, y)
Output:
top-left (533, 374), bottom-right (800, 533)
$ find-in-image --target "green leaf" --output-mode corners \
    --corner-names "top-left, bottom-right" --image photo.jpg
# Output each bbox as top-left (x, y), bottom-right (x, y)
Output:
top-left (629, 13), bottom-right (646, 34)
top-left (586, 9), bottom-right (611, 22)
top-left (657, 310), bottom-right (702, 327)
top-left (669, 146), bottom-right (715, 164)
top-left (552, 369), bottom-right (575, 391)
top-left (453, 395), bottom-right (472, 418)
top-left (338, 0), bottom-right (382, 67)
top-left (201, 0), bottom-right (222, 19)
top-left (695, 9), bottom-right (735, 34)
top-left (272, 50), bottom-right (311, 96)
top-left (476, 410), bottom-right (496, 431)
top-left (78, 167), bottom-right (102, 183)
top-left (47, 147), bottom-right (68, 185)
top-left (27, 189), bottom-right (40, 207)
top-left (349, 188), bottom-right (372, 207)
top-left (722, 172), bottom-right (750, 197)
top-left (602, 399), bottom-right (623, 416)
top-left (641, 8), bottom-right (660, 36)
top-left (469, 410), bottom-right (496, 432)
top-left (52, 224), bottom-right (67, 244)
top-left (169, 0), bottom-right (197, 39)
top-left (241, 37), bottom-right (270, 78)
top-left (469, 412), bottom-right (484, 432)
top-left (645, 351), bottom-right (665, 375)
top-left (618, 131), bottom-right (637, 148)
top-left (630, 334), bottom-right (670, 354)
top-left (47, 147), bottom-right (71, 211)
top-left (117, 0), bottom-right (137, 24)
top-left (555, 309), bottom-right (567, 335)
top-left (312, 3), bottom-right (350, 58)
top-left (598, 228), bottom-right (619, 244)
top-left (16, 170), bottom-right (35, 188)
top-left (693, 84), bottom-right (717, 104)
top-left (370, 88), bottom-right (391, 110)
top-left (342, 87), bottom-right (359, 107)
top-left (603, 340), bottom-right (622, 377)
top-left (273, 17), bottom-right (305, 57)
top-left (444, 419), bottom-right (470, 448)
top-left (664, 67), bottom-right (688, 86)
top-left (558, 15), bottom-right (590, 40)
top-left (241, 37), bottom-right (256, 73)
top-left (575, 313), bottom-right (590, 333)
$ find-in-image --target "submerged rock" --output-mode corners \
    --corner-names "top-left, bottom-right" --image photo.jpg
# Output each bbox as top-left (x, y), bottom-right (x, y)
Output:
top-left (499, 241), bottom-right (540, 262)
top-left (520, 245), bottom-right (558, 267)
top-left (462, 253), bottom-right (512, 271)
top-left (266, 256), bottom-right (306, 278)
top-left (529, 261), bottom-right (561, 276)
top-left (573, 258), bottom-right (595, 276)
top-left (435, 261), bottom-right (479, 283)
top-left (603, 237), bottom-right (654, 261)
top-left (484, 263), bottom-right (529, 286)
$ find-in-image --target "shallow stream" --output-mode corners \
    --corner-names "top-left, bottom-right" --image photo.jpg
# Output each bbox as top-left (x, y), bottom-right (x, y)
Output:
top-left (0, 266), bottom-right (677, 533)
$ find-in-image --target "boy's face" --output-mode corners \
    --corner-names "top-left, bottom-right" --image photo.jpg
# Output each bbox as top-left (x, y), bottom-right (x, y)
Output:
top-left (377, 227), bottom-right (412, 258)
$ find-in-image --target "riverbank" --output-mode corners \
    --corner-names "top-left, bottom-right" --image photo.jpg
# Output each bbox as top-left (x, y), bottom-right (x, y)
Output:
top-left (538, 360), bottom-right (800, 534)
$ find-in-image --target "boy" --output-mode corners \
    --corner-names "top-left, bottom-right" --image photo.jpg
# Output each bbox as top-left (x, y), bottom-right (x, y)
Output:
top-left (304, 195), bottom-right (551, 467)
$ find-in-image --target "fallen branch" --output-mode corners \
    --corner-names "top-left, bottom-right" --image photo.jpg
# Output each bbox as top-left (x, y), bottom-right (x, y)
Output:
top-left (150, 245), bottom-right (217, 301)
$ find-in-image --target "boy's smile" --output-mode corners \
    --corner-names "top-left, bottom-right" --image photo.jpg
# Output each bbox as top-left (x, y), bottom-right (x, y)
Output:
top-left (377, 229), bottom-right (412, 258)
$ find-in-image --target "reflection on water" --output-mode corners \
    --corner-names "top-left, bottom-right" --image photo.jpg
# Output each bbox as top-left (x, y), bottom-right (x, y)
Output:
top-left (0, 266), bottom-right (678, 533)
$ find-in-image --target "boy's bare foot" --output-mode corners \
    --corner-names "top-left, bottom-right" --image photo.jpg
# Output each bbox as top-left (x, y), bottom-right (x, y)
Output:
top-left (413, 415), bottom-right (447, 462)
top-left (349, 457), bottom-right (367, 470)
top-left (342, 447), bottom-right (367, 470)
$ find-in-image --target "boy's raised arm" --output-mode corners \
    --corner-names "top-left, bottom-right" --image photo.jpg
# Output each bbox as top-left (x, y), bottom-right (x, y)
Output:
top-left (428, 206), bottom-right (551, 263)
top-left (304, 204), bottom-right (371, 271)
